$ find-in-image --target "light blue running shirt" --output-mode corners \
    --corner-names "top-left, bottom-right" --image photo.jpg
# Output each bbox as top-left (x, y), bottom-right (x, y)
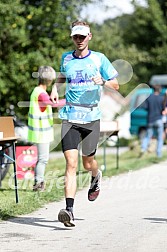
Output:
top-left (59, 50), bottom-right (118, 123)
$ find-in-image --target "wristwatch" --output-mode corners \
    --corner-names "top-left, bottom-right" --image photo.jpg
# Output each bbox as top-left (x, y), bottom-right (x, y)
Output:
top-left (101, 79), bottom-right (106, 86)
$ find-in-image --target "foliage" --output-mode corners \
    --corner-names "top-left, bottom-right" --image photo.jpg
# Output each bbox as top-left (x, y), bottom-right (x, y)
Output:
top-left (0, 0), bottom-right (96, 120)
top-left (89, 0), bottom-right (167, 95)
top-left (157, 0), bottom-right (167, 18)
top-left (121, 0), bottom-right (167, 80)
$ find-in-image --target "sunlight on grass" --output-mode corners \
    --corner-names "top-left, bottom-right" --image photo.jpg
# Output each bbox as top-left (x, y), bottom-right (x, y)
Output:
top-left (0, 147), bottom-right (167, 220)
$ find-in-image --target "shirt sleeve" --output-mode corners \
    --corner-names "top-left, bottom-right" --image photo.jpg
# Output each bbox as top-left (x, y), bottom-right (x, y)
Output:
top-left (38, 92), bottom-right (66, 108)
top-left (100, 54), bottom-right (118, 80)
top-left (60, 52), bottom-right (67, 74)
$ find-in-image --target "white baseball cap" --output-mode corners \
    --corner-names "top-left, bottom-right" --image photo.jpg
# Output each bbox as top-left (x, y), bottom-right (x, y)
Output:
top-left (71, 25), bottom-right (90, 36)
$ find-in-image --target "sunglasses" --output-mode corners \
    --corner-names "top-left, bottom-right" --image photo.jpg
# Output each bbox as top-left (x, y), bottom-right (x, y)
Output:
top-left (72, 35), bottom-right (87, 40)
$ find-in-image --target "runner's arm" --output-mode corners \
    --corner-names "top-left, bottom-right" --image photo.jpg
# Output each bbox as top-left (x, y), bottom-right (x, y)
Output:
top-left (50, 73), bottom-right (66, 103)
top-left (92, 76), bottom-right (119, 91)
top-left (38, 92), bottom-right (66, 108)
top-left (103, 78), bottom-right (119, 90)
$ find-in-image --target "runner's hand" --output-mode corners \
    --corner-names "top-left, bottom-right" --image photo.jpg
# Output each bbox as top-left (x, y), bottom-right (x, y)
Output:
top-left (92, 76), bottom-right (104, 85)
top-left (50, 84), bottom-right (59, 103)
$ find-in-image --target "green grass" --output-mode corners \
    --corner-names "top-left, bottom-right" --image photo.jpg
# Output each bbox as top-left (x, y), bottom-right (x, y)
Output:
top-left (0, 145), bottom-right (167, 220)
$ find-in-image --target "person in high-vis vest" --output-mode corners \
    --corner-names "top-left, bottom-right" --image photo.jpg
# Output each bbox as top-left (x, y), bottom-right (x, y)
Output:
top-left (50, 20), bottom-right (119, 227)
top-left (28, 66), bottom-right (65, 191)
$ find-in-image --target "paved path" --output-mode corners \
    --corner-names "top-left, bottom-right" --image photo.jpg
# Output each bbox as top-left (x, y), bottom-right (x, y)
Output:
top-left (1, 160), bottom-right (167, 252)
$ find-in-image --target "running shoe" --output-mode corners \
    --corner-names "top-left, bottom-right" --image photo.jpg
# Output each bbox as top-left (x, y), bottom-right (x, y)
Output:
top-left (58, 209), bottom-right (75, 227)
top-left (33, 181), bottom-right (45, 192)
top-left (88, 170), bottom-right (102, 201)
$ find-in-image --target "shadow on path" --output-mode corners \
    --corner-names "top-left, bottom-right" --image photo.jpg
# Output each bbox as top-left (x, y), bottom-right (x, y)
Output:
top-left (143, 217), bottom-right (167, 224)
top-left (7, 216), bottom-right (85, 231)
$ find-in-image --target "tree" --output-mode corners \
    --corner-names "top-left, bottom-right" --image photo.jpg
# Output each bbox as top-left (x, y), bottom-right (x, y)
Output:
top-left (157, 0), bottom-right (167, 18)
top-left (1, 0), bottom-right (166, 120)
top-left (0, 0), bottom-right (97, 120)
top-left (88, 0), bottom-right (167, 96)
top-left (0, 0), bottom-right (31, 118)
top-left (117, 0), bottom-right (167, 82)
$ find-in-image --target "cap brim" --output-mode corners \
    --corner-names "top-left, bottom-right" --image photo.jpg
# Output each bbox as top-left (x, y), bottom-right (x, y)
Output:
top-left (70, 25), bottom-right (90, 37)
top-left (71, 31), bottom-right (88, 36)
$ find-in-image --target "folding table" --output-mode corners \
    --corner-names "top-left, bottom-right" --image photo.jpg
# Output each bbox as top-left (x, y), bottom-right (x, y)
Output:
top-left (0, 116), bottom-right (19, 203)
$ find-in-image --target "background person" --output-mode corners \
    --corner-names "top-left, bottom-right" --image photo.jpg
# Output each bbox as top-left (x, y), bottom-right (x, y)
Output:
top-left (28, 66), bottom-right (65, 191)
top-left (51, 20), bottom-right (119, 227)
top-left (140, 85), bottom-right (164, 158)
top-left (162, 90), bottom-right (167, 141)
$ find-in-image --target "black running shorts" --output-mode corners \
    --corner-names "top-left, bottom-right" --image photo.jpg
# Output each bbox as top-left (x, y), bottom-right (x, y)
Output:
top-left (61, 120), bottom-right (100, 156)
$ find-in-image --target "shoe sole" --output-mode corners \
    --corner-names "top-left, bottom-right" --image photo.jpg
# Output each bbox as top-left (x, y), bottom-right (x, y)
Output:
top-left (88, 170), bottom-right (102, 201)
top-left (58, 209), bottom-right (75, 227)
top-left (33, 187), bottom-right (45, 192)
top-left (88, 190), bottom-right (100, 201)
top-left (33, 182), bottom-right (45, 192)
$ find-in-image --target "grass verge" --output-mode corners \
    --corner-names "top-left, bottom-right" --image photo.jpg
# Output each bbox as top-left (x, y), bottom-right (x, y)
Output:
top-left (0, 146), bottom-right (167, 220)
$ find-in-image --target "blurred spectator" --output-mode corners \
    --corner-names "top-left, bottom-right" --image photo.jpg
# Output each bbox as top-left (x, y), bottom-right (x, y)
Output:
top-left (140, 85), bottom-right (164, 158)
top-left (28, 66), bottom-right (65, 191)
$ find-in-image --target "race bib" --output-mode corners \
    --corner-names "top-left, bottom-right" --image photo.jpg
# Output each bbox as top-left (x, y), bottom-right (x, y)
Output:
top-left (68, 106), bottom-right (92, 124)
